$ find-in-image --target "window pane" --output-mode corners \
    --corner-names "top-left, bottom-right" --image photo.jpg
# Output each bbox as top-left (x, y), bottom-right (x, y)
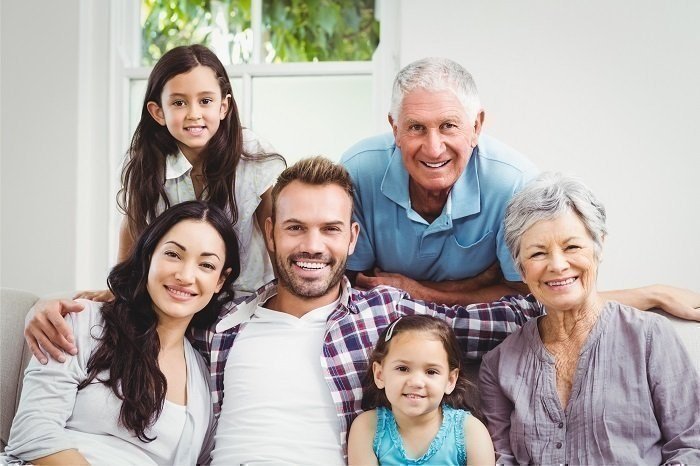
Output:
top-left (262, 0), bottom-right (379, 62)
top-left (251, 75), bottom-right (374, 164)
top-left (140, 0), bottom-right (379, 65)
top-left (141, 0), bottom-right (252, 66)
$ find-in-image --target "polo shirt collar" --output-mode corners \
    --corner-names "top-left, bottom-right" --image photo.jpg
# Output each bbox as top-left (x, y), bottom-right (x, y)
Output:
top-left (165, 151), bottom-right (193, 180)
top-left (380, 145), bottom-right (482, 220)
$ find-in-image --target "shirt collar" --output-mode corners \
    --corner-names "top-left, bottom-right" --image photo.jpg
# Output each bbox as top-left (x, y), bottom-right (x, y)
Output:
top-left (380, 144), bottom-right (482, 220)
top-left (165, 151), bottom-right (193, 180)
top-left (215, 277), bottom-right (355, 332)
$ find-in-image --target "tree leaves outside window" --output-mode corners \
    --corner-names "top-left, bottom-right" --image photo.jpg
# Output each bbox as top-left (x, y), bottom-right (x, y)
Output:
top-left (141, 0), bottom-right (380, 66)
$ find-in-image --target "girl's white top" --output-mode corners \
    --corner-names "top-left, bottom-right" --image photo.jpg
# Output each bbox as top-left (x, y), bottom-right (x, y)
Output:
top-left (159, 129), bottom-right (285, 297)
top-left (4, 300), bottom-right (214, 465)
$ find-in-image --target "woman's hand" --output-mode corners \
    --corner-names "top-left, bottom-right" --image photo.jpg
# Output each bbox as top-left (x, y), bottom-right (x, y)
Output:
top-left (25, 299), bottom-right (84, 364)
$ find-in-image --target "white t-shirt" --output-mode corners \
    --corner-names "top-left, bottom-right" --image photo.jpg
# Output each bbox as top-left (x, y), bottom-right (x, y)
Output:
top-left (212, 298), bottom-right (345, 466)
top-left (160, 129), bottom-right (285, 296)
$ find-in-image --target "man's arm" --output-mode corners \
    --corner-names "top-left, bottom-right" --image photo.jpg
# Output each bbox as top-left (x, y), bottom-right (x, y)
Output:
top-left (24, 299), bottom-right (83, 363)
top-left (354, 263), bottom-right (529, 306)
top-left (601, 285), bottom-right (700, 321)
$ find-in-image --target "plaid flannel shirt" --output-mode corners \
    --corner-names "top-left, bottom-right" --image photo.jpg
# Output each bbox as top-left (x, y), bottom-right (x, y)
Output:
top-left (189, 276), bottom-right (542, 456)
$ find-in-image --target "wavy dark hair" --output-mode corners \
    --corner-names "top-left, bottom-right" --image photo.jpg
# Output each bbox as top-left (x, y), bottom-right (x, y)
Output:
top-left (361, 315), bottom-right (475, 413)
top-left (77, 201), bottom-right (240, 441)
top-left (119, 44), bottom-right (282, 243)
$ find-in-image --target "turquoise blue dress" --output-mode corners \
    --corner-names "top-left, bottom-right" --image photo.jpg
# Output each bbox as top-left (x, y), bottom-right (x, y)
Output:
top-left (373, 404), bottom-right (469, 465)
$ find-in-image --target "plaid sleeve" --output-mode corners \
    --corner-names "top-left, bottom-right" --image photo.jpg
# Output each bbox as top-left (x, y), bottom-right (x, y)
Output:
top-left (188, 326), bottom-right (213, 366)
top-left (396, 293), bottom-right (543, 360)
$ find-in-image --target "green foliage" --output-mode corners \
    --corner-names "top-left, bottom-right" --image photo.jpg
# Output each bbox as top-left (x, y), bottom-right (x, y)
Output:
top-left (141, 0), bottom-right (379, 65)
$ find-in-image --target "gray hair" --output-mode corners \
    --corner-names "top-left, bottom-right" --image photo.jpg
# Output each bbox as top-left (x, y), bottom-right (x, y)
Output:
top-left (389, 57), bottom-right (482, 123)
top-left (504, 172), bottom-right (607, 274)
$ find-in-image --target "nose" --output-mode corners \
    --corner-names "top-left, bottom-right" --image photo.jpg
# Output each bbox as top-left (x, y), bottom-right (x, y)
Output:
top-left (299, 228), bottom-right (324, 255)
top-left (407, 372), bottom-right (426, 388)
top-left (175, 261), bottom-right (196, 284)
top-left (186, 104), bottom-right (202, 121)
top-left (423, 129), bottom-right (445, 159)
top-left (548, 250), bottom-right (570, 273)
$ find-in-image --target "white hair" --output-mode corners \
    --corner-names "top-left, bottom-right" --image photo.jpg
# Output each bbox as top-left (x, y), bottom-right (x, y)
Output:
top-left (504, 172), bottom-right (607, 274)
top-left (389, 57), bottom-right (482, 123)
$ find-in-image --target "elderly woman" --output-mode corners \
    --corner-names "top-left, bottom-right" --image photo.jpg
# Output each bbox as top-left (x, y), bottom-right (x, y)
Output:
top-left (478, 173), bottom-right (700, 465)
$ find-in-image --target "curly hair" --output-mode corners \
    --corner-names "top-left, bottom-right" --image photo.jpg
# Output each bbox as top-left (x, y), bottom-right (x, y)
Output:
top-left (77, 201), bottom-right (240, 441)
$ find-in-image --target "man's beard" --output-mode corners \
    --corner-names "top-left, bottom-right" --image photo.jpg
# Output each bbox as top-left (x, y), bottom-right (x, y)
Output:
top-left (274, 251), bottom-right (347, 299)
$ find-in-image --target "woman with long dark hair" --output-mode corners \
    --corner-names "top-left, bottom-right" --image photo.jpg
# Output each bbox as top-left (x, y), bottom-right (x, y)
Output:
top-left (5, 201), bottom-right (239, 465)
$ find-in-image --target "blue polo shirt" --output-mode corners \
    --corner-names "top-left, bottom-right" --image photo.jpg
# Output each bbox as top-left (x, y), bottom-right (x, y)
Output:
top-left (340, 132), bottom-right (538, 282)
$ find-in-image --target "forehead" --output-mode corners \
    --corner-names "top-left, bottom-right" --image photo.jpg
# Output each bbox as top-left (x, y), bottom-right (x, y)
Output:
top-left (157, 220), bottom-right (225, 254)
top-left (399, 88), bottom-right (467, 121)
top-left (384, 331), bottom-right (448, 363)
top-left (522, 210), bottom-right (592, 245)
top-left (275, 181), bottom-right (353, 223)
top-left (163, 65), bottom-right (220, 95)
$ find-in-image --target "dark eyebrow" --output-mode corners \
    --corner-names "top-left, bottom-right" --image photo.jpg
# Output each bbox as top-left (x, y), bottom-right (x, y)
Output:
top-left (164, 241), bottom-right (221, 260)
top-left (168, 91), bottom-right (218, 98)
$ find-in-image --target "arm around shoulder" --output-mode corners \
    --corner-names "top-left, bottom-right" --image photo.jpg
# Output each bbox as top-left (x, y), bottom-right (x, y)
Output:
top-left (347, 410), bottom-right (379, 466)
top-left (464, 415), bottom-right (495, 466)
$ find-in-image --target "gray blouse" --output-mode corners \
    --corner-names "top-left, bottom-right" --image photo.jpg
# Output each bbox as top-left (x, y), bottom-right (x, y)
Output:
top-left (479, 301), bottom-right (700, 465)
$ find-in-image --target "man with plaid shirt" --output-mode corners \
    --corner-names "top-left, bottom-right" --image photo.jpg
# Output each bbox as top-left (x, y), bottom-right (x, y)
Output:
top-left (188, 156), bottom-right (543, 464)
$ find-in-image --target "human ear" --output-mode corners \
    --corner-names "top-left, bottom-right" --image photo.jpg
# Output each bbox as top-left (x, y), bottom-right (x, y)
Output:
top-left (264, 217), bottom-right (275, 253)
top-left (347, 222), bottom-right (360, 256)
top-left (220, 94), bottom-right (231, 120)
top-left (147, 101), bottom-right (166, 126)
top-left (470, 110), bottom-right (485, 147)
top-left (445, 368), bottom-right (459, 395)
top-left (216, 267), bottom-right (232, 292)
top-left (372, 361), bottom-right (385, 389)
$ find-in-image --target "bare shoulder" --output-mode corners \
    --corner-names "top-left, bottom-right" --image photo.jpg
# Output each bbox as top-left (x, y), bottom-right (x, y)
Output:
top-left (464, 414), bottom-right (495, 466)
top-left (348, 410), bottom-right (379, 466)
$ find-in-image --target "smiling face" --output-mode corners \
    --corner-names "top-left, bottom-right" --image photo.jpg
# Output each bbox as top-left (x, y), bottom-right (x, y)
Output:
top-left (146, 219), bottom-right (228, 327)
top-left (147, 65), bottom-right (230, 161)
top-left (265, 180), bottom-right (359, 307)
top-left (391, 88), bottom-right (482, 202)
top-left (373, 330), bottom-right (458, 423)
top-left (519, 210), bottom-right (600, 313)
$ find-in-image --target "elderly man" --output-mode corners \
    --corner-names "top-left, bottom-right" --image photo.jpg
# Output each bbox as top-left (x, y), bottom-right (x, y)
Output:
top-left (22, 158), bottom-right (700, 464)
top-left (341, 57), bottom-right (537, 305)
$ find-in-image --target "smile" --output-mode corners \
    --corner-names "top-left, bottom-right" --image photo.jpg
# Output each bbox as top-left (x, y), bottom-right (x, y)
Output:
top-left (545, 277), bottom-right (578, 287)
top-left (165, 285), bottom-right (197, 298)
top-left (421, 160), bottom-right (450, 168)
top-left (403, 393), bottom-right (426, 399)
top-left (295, 261), bottom-right (328, 270)
top-left (184, 126), bottom-right (206, 135)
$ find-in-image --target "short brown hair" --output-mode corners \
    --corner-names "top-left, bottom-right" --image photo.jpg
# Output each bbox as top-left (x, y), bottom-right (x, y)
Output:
top-left (270, 156), bottom-right (354, 220)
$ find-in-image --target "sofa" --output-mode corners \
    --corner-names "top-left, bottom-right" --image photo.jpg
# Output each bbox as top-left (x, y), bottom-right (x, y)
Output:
top-left (1, 287), bottom-right (699, 449)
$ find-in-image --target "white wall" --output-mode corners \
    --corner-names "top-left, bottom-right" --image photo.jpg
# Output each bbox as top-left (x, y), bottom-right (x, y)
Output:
top-left (397, 0), bottom-right (700, 290)
top-left (1, 1), bottom-right (111, 295)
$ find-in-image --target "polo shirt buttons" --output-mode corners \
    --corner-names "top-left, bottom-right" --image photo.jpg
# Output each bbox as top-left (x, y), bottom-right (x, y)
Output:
top-left (558, 422), bottom-right (564, 428)
top-left (555, 442), bottom-right (563, 449)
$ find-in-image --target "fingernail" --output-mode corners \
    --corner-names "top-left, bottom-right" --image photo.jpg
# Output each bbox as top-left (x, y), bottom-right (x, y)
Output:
top-left (40, 358), bottom-right (48, 365)
top-left (58, 354), bottom-right (66, 363)
top-left (69, 347), bottom-right (77, 355)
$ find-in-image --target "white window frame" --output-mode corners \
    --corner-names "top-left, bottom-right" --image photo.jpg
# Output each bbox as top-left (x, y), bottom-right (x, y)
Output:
top-left (107, 0), bottom-right (399, 263)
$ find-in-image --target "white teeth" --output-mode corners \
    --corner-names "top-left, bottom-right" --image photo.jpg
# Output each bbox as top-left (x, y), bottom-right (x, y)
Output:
top-left (186, 127), bottom-right (205, 135)
top-left (404, 394), bottom-right (425, 399)
top-left (547, 277), bottom-right (577, 286)
top-left (167, 286), bottom-right (195, 297)
top-left (423, 160), bottom-right (449, 168)
top-left (296, 261), bottom-right (326, 270)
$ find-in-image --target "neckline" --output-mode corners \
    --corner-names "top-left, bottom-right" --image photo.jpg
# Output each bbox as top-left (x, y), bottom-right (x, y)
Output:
top-left (383, 404), bottom-right (456, 463)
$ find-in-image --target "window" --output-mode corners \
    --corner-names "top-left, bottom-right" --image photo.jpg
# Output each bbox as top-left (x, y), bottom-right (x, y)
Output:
top-left (109, 0), bottom-right (398, 262)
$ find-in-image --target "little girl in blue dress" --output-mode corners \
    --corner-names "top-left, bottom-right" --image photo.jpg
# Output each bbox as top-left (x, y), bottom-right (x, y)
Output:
top-left (348, 315), bottom-right (495, 465)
